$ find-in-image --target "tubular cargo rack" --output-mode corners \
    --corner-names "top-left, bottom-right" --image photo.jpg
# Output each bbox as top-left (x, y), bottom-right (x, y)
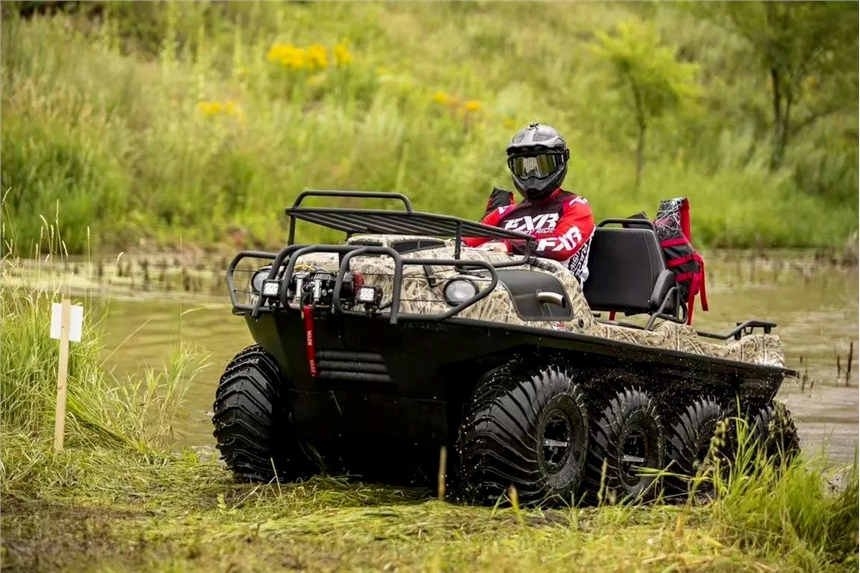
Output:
top-left (284, 189), bottom-right (535, 258)
top-left (227, 189), bottom-right (539, 322)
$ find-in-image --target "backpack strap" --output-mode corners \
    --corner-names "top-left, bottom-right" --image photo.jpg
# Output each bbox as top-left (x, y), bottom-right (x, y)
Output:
top-left (674, 253), bottom-right (709, 325)
top-left (678, 198), bottom-right (692, 241)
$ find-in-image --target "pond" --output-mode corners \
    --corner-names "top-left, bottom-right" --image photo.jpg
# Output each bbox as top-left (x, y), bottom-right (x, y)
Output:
top-left (90, 250), bottom-right (858, 462)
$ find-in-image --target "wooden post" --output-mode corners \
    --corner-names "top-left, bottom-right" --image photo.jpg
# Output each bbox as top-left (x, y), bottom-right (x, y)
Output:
top-left (437, 445), bottom-right (447, 501)
top-left (53, 298), bottom-right (72, 452)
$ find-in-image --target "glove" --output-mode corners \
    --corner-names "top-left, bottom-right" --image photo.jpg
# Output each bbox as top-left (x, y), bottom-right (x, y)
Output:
top-left (483, 186), bottom-right (515, 218)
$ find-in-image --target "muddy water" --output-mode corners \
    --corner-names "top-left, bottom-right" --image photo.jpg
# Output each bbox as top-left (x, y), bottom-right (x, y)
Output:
top-left (95, 252), bottom-right (859, 462)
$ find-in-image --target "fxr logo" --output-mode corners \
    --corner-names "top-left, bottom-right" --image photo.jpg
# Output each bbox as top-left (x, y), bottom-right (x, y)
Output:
top-left (537, 226), bottom-right (583, 252)
top-left (503, 213), bottom-right (560, 233)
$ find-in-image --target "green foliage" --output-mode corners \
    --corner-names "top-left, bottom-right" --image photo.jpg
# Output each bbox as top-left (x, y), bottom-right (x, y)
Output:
top-left (0, 2), bottom-right (856, 254)
top-left (689, 1), bottom-right (859, 169)
top-left (591, 18), bottom-right (701, 185)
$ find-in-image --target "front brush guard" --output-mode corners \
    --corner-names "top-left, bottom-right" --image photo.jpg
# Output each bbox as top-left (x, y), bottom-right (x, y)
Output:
top-left (228, 244), bottom-right (503, 324)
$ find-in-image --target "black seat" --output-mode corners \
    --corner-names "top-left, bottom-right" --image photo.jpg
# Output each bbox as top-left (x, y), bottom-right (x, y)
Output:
top-left (582, 226), bottom-right (675, 317)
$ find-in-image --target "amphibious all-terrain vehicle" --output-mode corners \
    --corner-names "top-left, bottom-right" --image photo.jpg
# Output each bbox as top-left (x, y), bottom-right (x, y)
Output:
top-left (213, 190), bottom-right (800, 507)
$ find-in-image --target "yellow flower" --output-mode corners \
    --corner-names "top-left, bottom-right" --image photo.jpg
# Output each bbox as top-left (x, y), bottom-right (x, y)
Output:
top-left (433, 91), bottom-right (455, 106)
top-left (267, 43), bottom-right (306, 70)
top-left (503, 117), bottom-right (518, 129)
top-left (306, 43), bottom-right (329, 70)
top-left (197, 101), bottom-right (222, 116)
top-left (197, 100), bottom-right (246, 124)
top-left (334, 41), bottom-right (353, 66)
top-left (463, 100), bottom-right (482, 112)
top-left (223, 100), bottom-right (243, 117)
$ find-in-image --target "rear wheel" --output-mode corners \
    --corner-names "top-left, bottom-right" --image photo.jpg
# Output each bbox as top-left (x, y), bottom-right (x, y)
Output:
top-left (584, 387), bottom-right (665, 504)
top-left (664, 398), bottom-right (725, 498)
top-left (212, 344), bottom-right (314, 482)
top-left (749, 401), bottom-right (800, 467)
top-left (457, 363), bottom-right (589, 507)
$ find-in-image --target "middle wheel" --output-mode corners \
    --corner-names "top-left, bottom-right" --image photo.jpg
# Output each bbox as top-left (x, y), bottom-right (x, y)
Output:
top-left (457, 363), bottom-right (589, 507)
top-left (584, 387), bottom-right (666, 504)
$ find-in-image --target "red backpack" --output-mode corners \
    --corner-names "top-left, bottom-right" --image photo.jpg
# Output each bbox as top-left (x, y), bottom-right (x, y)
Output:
top-left (653, 198), bottom-right (708, 325)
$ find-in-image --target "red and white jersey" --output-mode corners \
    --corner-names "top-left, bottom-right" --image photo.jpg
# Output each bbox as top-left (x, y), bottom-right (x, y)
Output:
top-left (464, 188), bottom-right (596, 283)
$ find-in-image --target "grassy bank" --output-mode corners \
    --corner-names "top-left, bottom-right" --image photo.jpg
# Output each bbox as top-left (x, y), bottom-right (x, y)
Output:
top-left (2, 252), bottom-right (858, 572)
top-left (1, 2), bottom-right (857, 256)
top-left (2, 433), bottom-right (857, 572)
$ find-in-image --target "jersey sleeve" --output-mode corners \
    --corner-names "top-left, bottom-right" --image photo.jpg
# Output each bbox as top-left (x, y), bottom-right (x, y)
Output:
top-left (509, 196), bottom-right (595, 260)
top-left (463, 203), bottom-right (515, 248)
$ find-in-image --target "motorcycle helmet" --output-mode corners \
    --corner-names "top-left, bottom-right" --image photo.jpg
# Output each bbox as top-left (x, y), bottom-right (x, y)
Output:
top-left (506, 122), bottom-right (570, 202)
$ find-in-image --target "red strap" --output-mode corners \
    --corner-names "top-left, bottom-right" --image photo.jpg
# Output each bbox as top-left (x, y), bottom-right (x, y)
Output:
top-left (660, 238), bottom-right (690, 248)
top-left (609, 311), bottom-right (616, 321)
top-left (667, 253), bottom-right (697, 268)
top-left (303, 304), bottom-right (318, 377)
top-left (674, 260), bottom-right (709, 324)
top-left (685, 274), bottom-right (699, 324)
top-left (680, 198), bottom-right (692, 241)
top-left (694, 254), bottom-right (708, 311)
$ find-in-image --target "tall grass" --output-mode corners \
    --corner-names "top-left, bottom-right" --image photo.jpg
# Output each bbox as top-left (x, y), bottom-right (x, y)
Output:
top-left (1, 419), bottom-right (856, 572)
top-left (694, 416), bottom-right (858, 571)
top-left (0, 214), bottom-right (210, 451)
top-left (1, 2), bottom-right (856, 255)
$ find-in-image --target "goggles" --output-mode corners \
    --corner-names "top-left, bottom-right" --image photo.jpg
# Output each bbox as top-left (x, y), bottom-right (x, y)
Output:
top-left (507, 151), bottom-right (568, 179)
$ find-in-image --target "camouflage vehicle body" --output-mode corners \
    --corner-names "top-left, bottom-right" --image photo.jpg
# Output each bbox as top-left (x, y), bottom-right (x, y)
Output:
top-left (214, 191), bottom-right (799, 507)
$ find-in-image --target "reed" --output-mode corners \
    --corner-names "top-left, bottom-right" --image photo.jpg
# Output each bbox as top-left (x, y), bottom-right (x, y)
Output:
top-left (0, 214), bottom-right (210, 451)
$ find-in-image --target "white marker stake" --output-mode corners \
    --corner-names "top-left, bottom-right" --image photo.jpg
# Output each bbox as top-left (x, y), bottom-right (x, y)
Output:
top-left (50, 299), bottom-right (83, 452)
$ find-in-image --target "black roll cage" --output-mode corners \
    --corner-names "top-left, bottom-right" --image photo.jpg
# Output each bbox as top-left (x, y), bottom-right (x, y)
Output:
top-left (227, 189), bottom-right (538, 323)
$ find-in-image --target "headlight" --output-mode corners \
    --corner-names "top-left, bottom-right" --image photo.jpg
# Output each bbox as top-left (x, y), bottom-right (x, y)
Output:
top-left (250, 268), bottom-right (270, 294)
top-left (443, 278), bottom-right (478, 305)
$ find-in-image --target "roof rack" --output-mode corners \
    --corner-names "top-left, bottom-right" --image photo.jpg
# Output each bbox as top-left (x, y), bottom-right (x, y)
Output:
top-left (285, 189), bottom-right (535, 259)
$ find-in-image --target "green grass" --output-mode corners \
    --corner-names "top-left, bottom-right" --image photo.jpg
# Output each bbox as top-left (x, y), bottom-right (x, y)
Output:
top-left (1, 2), bottom-right (857, 256)
top-left (2, 431), bottom-right (857, 572)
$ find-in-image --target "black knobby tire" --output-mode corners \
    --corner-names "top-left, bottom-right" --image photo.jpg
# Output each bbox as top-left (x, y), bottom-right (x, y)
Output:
top-left (584, 387), bottom-right (665, 504)
top-left (749, 401), bottom-right (801, 467)
top-left (664, 398), bottom-right (725, 498)
top-left (457, 363), bottom-right (589, 507)
top-left (212, 344), bottom-right (313, 483)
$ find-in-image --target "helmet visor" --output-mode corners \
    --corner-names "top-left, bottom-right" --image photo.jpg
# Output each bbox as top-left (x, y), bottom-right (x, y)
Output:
top-left (508, 153), bottom-right (566, 180)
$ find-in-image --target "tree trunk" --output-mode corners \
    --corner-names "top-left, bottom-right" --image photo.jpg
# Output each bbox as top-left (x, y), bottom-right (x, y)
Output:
top-left (636, 122), bottom-right (646, 189)
top-left (775, 84), bottom-right (794, 169)
top-left (629, 77), bottom-right (647, 189)
top-left (769, 67), bottom-right (784, 171)
top-left (766, 3), bottom-right (786, 171)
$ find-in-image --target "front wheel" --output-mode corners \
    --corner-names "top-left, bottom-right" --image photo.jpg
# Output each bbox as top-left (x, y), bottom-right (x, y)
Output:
top-left (457, 363), bottom-right (589, 507)
top-left (212, 344), bottom-right (315, 483)
top-left (583, 387), bottom-right (665, 504)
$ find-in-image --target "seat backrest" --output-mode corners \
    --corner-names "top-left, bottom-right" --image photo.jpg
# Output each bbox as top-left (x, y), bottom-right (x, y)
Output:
top-left (582, 227), bottom-right (666, 314)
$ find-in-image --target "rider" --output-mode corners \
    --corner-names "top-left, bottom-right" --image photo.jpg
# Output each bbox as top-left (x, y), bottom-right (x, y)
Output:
top-left (464, 122), bottom-right (596, 284)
